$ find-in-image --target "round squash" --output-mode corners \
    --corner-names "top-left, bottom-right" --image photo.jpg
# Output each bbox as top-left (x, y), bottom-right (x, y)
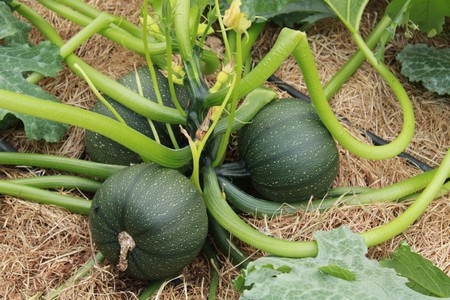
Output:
top-left (238, 98), bottom-right (339, 202)
top-left (89, 163), bottom-right (208, 281)
top-left (85, 67), bottom-right (190, 165)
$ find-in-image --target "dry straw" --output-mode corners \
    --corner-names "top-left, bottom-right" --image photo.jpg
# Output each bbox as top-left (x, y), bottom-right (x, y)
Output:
top-left (1, 0), bottom-right (449, 299)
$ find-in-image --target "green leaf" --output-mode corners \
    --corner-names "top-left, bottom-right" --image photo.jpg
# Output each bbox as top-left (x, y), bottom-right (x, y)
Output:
top-left (234, 227), bottom-right (450, 299)
top-left (396, 44), bottom-right (450, 96)
top-left (221, 0), bottom-right (335, 28)
top-left (319, 264), bottom-right (356, 281)
top-left (374, 0), bottom-right (411, 61)
top-left (380, 242), bottom-right (450, 298)
top-left (0, 1), bottom-right (30, 45)
top-left (409, 0), bottom-right (450, 37)
top-left (324, 0), bottom-right (368, 33)
top-left (0, 2), bottom-right (67, 142)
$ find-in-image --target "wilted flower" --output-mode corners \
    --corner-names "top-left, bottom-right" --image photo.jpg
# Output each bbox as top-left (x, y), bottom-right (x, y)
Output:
top-left (223, 0), bottom-right (251, 33)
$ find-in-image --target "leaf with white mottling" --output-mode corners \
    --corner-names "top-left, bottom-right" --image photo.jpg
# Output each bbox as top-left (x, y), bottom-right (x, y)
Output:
top-left (397, 44), bottom-right (450, 96)
top-left (234, 227), bottom-right (449, 300)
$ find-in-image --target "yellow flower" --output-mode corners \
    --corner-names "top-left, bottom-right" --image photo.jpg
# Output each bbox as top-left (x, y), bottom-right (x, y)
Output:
top-left (223, 0), bottom-right (251, 33)
top-left (197, 23), bottom-right (214, 36)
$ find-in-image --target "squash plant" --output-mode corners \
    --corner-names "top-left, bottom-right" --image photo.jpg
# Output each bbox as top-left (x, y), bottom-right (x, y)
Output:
top-left (0, 0), bottom-right (449, 295)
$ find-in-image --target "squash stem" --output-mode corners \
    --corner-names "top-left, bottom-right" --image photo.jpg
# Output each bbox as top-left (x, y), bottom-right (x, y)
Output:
top-left (211, 31), bottom-right (244, 167)
top-left (138, 280), bottom-right (165, 300)
top-left (45, 252), bottom-right (105, 300)
top-left (213, 87), bottom-right (276, 137)
top-left (214, 0), bottom-right (232, 64)
top-left (323, 15), bottom-right (393, 100)
top-left (218, 168), bottom-right (449, 218)
top-left (13, 1), bottom-right (186, 124)
top-left (56, 0), bottom-right (145, 39)
top-left (204, 154), bottom-right (450, 258)
top-left (5, 175), bottom-right (101, 192)
top-left (0, 152), bottom-right (124, 179)
top-left (362, 149), bottom-right (450, 246)
top-left (26, 12), bottom-right (114, 84)
top-left (203, 166), bottom-right (319, 257)
top-left (203, 28), bottom-right (302, 107)
top-left (0, 181), bottom-right (91, 215)
top-left (202, 242), bottom-right (221, 300)
top-left (0, 90), bottom-right (192, 168)
top-left (292, 30), bottom-right (414, 160)
top-left (141, 0), bottom-right (182, 148)
top-left (35, 0), bottom-right (168, 56)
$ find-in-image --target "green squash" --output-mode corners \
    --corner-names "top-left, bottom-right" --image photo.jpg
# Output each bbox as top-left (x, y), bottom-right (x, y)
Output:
top-left (238, 98), bottom-right (339, 202)
top-left (89, 163), bottom-right (208, 281)
top-left (85, 67), bottom-right (190, 165)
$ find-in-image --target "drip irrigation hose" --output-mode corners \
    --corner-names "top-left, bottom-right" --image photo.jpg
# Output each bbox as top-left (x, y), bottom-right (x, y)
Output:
top-left (0, 140), bottom-right (17, 152)
top-left (267, 75), bottom-right (434, 172)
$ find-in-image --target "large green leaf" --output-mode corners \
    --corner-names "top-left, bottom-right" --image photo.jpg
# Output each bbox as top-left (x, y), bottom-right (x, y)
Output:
top-left (397, 44), bottom-right (450, 96)
top-left (380, 242), bottom-right (450, 298)
top-left (0, 2), bottom-right (67, 142)
top-left (375, 0), bottom-right (411, 61)
top-left (234, 227), bottom-right (450, 299)
top-left (0, 1), bottom-right (30, 45)
top-left (324, 0), bottom-right (368, 32)
top-left (409, 0), bottom-right (450, 37)
top-left (219, 0), bottom-right (335, 28)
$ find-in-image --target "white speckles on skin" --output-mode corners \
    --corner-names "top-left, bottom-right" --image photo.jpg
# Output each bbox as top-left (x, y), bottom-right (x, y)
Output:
top-left (240, 98), bottom-right (339, 202)
top-left (90, 163), bottom-right (208, 280)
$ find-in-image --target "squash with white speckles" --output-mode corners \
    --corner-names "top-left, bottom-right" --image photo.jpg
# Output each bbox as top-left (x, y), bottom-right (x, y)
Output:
top-left (238, 98), bottom-right (339, 202)
top-left (85, 67), bottom-right (190, 165)
top-left (89, 163), bottom-right (208, 281)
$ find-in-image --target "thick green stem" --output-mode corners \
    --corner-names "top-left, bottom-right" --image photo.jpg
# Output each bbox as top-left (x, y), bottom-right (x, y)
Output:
top-left (211, 32), bottom-right (244, 166)
top-left (219, 168), bottom-right (449, 218)
top-left (0, 91), bottom-right (190, 167)
top-left (0, 181), bottom-right (91, 215)
top-left (203, 166), bottom-right (319, 257)
top-left (59, 13), bottom-right (114, 58)
top-left (65, 56), bottom-right (186, 124)
top-left (203, 242), bottom-right (221, 300)
top-left (5, 175), bottom-right (101, 192)
top-left (0, 90), bottom-right (191, 168)
top-left (203, 28), bottom-right (302, 107)
top-left (57, 0), bottom-right (145, 39)
top-left (362, 149), bottom-right (450, 246)
top-left (292, 29), bottom-right (414, 160)
top-left (214, 0), bottom-right (232, 63)
top-left (14, 0), bottom-right (186, 124)
top-left (138, 280), bottom-right (165, 300)
top-left (174, 0), bottom-right (193, 61)
top-left (9, 0), bottom-right (63, 44)
top-left (204, 152), bottom-right (450, 257)
top-left (0, 153), bottom-right (123, 179)
top-left (213, 87), bottom-right (276, 137)
top-left (323, 15), bottom-right (392, 99)
top-left (45, 252), bottom-right (105, 299)
top-left (36, 0), bottom-right (167, 56)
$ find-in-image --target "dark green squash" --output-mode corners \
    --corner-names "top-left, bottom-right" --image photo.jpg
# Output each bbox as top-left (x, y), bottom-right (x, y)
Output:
top-left (85, 67), bottom-right (190, 165)
top-left (89, 163), bottom-right (208, 281)
top-left (238, 98), bottom-right (339, 202)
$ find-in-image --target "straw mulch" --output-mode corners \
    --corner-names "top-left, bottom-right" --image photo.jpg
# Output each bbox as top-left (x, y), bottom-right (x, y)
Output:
top-left (1, 1), bottom-right (449, 299)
